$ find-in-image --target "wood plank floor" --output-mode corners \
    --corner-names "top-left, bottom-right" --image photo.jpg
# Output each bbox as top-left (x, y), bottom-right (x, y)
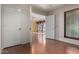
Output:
top-left (2, 32), bottom-right (79, 54)
top-left (2, 43), bottom-right (31, 54)
top-left (32, 33), bottom-right (79, 54)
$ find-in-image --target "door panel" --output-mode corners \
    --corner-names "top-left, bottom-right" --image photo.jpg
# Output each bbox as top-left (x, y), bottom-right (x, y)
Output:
top-left (2, 6), bottom-right (21, 48)
top-left (2, 5), bottom-right (32, 48)
top-left (46, 15), bottom-right (55, 39)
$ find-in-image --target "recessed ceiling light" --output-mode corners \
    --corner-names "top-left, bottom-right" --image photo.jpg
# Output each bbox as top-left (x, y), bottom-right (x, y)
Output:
top-left (17, 9), bottom-right (22, 12)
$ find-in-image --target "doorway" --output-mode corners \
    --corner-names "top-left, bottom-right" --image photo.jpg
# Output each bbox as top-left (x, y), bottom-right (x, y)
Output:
top-left (31, 13), bottom-right (46, 53)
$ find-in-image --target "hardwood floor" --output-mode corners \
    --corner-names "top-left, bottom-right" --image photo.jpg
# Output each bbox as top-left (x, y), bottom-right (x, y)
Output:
top-left (2, 43), bottom-right (31, 54)
top-left (32, 32), bottom-right (79, 54)
top-left (2, 32), bottom-right (79, 54)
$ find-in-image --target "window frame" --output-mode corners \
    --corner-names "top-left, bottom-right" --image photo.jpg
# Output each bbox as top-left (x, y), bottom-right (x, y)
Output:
top-left (64, 8), bottom-right (79, 40)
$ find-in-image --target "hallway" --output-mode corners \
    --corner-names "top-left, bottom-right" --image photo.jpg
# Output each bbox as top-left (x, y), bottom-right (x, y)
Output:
top-left (32, 33), bottom-right (79, 54)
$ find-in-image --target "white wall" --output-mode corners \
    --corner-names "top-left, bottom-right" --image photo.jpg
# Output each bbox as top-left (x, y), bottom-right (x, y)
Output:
top-left (21, 5), bottom-right (31, 44)
top-left (1, 5), bottom-right (31, 48)
top-left (49, 5), bottom-right (79, 45)
top-left (0, 4), bottom-right (1, 53)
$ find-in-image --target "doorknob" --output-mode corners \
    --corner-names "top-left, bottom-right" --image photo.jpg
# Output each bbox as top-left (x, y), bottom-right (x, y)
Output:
top-left (29, 28), bottom-right (31, 30)
top-left (18, 28), bottom-right (22, 30)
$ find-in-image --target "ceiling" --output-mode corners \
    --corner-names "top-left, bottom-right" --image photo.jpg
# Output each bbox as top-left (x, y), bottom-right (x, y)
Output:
top-left (32, 4), bottom-right (66, 12)
top-left (32, 13), bottom-right (46, 21)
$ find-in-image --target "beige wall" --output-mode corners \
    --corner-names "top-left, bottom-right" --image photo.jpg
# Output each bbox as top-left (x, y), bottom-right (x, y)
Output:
top-left (32, 20), bottom-right (37, 32)
top-left (49, 5), bottom-right (79, 45)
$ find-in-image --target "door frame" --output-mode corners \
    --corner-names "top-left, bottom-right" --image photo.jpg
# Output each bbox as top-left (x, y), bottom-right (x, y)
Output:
top-left (29, 5), bottom-right (32, 47)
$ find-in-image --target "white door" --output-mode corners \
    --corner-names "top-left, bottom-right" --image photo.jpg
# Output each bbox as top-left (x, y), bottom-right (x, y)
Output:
top-left (2, 5), bottom-right (31, 48)
top-left (2, 6), bottom-right (22, 48)
top-left (46, 15), bottom-right (55, 39)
